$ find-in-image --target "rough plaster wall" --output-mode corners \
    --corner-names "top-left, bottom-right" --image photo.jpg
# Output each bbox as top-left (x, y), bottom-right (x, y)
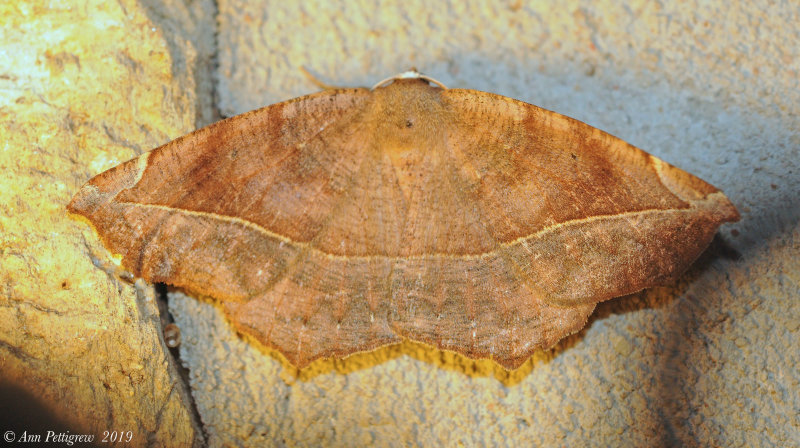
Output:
top-left (166, 0), bottom-right (800, 447)
top-left (3, 0), bottom-right (796, 447)
top-left (0, 1), bottom-right (212, 445)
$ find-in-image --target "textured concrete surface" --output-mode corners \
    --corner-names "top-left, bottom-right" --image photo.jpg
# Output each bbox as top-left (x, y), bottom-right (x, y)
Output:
top-left (168, 1), bottom-right (799, 447)
top-left (0, 1), bottom-right (212, 445)
top-left (4, 0), bottom-right (797, 447)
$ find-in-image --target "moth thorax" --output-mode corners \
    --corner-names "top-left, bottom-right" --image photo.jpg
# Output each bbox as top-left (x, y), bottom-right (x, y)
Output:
top-left (371, 80), bottom-right (447, 153)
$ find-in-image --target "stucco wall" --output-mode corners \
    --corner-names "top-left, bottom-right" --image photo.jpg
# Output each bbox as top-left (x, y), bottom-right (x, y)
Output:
top-left (1, 1), bottom-right (797, 446)
top-left (174, 2), bottom-right (800, 446)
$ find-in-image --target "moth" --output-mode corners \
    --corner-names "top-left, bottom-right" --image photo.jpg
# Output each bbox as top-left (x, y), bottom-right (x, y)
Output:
top-left (69, 71), bottom-right (739, 369)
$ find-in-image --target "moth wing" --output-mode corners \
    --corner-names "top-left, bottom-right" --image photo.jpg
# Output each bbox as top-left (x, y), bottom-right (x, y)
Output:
top-left (436, 89), bottom-right (739, 306)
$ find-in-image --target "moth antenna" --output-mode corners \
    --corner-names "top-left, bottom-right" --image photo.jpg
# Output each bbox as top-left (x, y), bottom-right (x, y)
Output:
top-left (300, 66), bottom-right (339, 90)
top-left (371, 69), bottom-right (448, 90)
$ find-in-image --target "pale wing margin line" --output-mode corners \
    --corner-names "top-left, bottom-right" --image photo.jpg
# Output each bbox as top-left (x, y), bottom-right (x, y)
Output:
top-left (118, 194), bottom-right (725, 262)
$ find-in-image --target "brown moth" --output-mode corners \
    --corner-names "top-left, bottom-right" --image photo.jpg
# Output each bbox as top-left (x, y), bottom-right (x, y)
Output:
top-left (68, 71), bottom-right (739, 369)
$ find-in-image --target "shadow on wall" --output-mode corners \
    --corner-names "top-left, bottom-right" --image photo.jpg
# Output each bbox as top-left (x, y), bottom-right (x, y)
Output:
top-left (657, 237), bottom-right (741, 446)
top-left (0, 381), bottom-right (101, 447)
top-left (590, 234), bottom-right (741, 444)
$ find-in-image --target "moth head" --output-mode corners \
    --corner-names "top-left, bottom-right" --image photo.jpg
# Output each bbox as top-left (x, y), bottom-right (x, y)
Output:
top-left (369, 78), bottom-right (448, 153)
